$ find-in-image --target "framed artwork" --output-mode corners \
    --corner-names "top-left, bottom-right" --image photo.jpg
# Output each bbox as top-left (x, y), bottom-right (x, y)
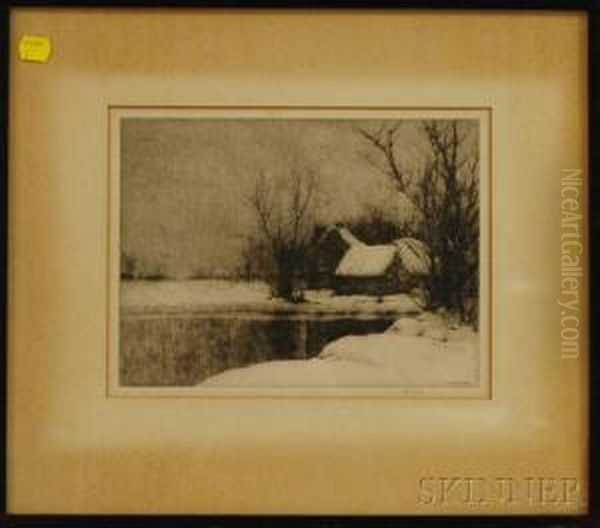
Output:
top-left (3, 1), bottom-right (596, 525)
top-left (108, 106), bottom-right (491, 399)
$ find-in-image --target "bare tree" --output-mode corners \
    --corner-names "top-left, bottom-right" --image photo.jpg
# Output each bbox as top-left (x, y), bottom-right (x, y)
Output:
top-left (356, 123), bottom-right (413, 192)
top-left (245, 166), bottom-right (320, 301)
top-left (357, 120), bottom-right (479, 322)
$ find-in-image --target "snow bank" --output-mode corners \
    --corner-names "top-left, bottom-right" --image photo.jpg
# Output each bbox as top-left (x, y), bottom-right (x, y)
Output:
top-left (386, 311), bottom-right (460, 340)
top-left (200, 315), bottom-right (478, 388)
top-left (317, 329), bottom-right (477, 386)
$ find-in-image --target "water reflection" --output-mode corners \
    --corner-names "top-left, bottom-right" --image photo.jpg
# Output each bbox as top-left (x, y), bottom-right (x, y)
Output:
top-left (120, 315), bottom-right (394, 386)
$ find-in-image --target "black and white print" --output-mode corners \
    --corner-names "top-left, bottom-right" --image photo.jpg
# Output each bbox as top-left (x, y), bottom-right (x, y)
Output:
top-left (117, 111), bottom-right (488, 392)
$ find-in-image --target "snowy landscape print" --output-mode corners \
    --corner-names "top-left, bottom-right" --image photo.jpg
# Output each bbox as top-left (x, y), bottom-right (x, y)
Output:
top-left (115, 109), bottom-right (489, 395)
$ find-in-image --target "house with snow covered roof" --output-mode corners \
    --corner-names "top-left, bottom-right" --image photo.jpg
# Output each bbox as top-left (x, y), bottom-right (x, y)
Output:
top-left (310, 225), bottom-right (431, 295)
top-left (308, 225), bottom-right (362, 288)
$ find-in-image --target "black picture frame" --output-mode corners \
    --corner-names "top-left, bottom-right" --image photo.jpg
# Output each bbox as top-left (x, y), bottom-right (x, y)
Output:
top-left (0, 1), bottom-right (597, 527)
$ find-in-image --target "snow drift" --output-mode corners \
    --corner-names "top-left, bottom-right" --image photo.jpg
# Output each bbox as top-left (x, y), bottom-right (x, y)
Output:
top-left (200, 314), bottom-right (478, 387)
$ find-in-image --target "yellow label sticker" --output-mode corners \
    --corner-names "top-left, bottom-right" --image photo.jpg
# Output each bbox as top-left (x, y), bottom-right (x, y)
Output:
top-left (19, 35), bottom-right (52, 63)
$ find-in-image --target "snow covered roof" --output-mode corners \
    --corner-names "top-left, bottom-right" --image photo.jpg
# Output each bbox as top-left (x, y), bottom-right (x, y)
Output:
top-left (335, 244), bottom-right (397, 277)
top-left (394, 237), bottom-right (431, 275)
top-left (317, 225), bottom-right (362, 248)
top-left (324, 225), bottom-right (431, 278)
top-left (336, 227), bottom-right (362, 247)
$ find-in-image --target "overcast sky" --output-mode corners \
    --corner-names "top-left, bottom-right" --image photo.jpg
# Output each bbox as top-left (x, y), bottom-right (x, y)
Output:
top-left (120, 118), bottom-right (477, 279)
